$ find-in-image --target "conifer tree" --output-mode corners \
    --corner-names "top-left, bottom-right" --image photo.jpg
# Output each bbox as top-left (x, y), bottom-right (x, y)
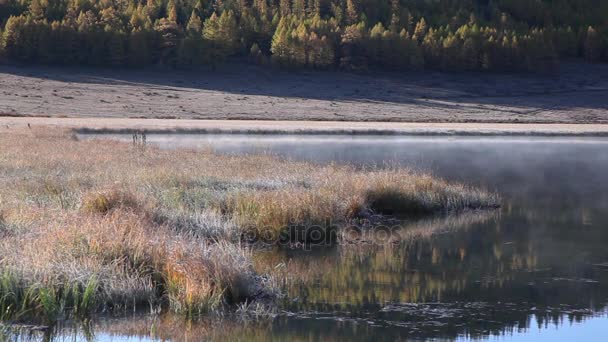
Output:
top-left (2, 16), bottom-right (26, 60)
top-left (186, 10), bottom-right (203, 33)
top-left (413, 17), bottom-right (426, 43)
top-left (346, 0), bottom-right (357, 25)
top-left (292, 0), bottom-right (305, 18)
top-left (279, 0), bottom-right (290, 17)
top-left (0, 0), bottom-right (606, 71)
top-left (389, 0), bottom-right (400, 33)
top-left (203, 10), bottom-right (239, 60)
top-left (155, 17), bottom-right (180, 65)
top-left (270, 16), bottom-right (292, 65)
top-left (167, 0), bottom-right (178, 23)
top-left (585, 26), bottom-right (601, 63)
top-left (28, 0), bottom-right (45, 21)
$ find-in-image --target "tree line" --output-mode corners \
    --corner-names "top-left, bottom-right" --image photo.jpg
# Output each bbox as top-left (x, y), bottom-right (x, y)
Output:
top-left (0, 0), bottom-right (606, 72)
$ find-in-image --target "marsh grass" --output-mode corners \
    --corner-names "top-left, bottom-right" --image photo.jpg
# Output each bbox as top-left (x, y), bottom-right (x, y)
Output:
top-left (224, 171), bottom-right (499, 241)
top-left (0, 129), bottom-right (498, 325)
top-left (0, 208), bottom-right (271, 324)
top-left (81, 189), bottom-right (141, 215)
top-left (0, 272), bottom-right (97, 323)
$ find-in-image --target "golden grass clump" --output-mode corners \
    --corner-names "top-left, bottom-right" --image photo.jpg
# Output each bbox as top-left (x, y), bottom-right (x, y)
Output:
top-left (225, 187), bottom-right (340, 241)
top-left (81, 189), bottom-right (141, 215)
top-left (223, 170), bottom-right (499, 241)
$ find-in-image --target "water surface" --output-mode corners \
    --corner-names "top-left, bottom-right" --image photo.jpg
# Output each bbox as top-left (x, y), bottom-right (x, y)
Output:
top-left (59, 135), bottom-right (608, 340)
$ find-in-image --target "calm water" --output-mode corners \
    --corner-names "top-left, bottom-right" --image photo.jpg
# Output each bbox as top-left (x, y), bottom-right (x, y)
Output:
top-left (39, 135), bottom-right (608, 340)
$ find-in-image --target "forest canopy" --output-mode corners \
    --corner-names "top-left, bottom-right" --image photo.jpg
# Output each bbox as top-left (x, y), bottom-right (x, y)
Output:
top-left (0, 0), bottom-right (607, 72)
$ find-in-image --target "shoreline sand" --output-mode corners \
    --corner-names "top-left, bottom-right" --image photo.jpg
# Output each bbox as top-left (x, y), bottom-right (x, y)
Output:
top-left (2, 117), bottom-right (608, 136)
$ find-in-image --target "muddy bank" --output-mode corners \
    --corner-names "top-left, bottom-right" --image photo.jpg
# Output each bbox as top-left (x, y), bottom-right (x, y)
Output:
top-left (1, 62), bottom-right (608, 124)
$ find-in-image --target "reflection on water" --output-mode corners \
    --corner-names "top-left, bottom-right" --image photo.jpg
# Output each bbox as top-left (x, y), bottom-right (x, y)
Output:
top-left (38, 135), bottom-right (608, 341)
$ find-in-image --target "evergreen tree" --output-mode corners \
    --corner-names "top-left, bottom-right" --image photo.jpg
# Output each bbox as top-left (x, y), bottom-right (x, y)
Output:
top-left (167, 0), bottom-right (178, 23)
top-left (585, 26), bottom-right (601, 63)
top-left (28, 0), bottom-right (45, 21)
top-left (413, 17), bottom-right (426, 43)
top-left (292, 0), bottom-right (305, 18)
top-left (2, 15), bottom-right (26, 60)
top-left (270, 16), bottom-right (292, 65)
top-left (339, 22), bottom-right (367, 70)
top-left (203, 10), bottom-right (239, 60)
top-left (346, 0), bottom-right (357, 25)
top-left (155, 17), bottom-right (180, 65)
top-left (279, 0), bottom-right (290, 17)
top-left (0, 0), bottom-right (607, 71)
top-left (186, 10), bottom-right (202, 33)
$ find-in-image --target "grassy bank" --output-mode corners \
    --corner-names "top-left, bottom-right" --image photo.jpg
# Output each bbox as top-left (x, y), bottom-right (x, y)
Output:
top-left (0, 128), bottom-right (498, 325)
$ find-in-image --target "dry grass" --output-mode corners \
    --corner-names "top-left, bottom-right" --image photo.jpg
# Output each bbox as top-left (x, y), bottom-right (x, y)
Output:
top-left (0, 128), bottom-right (498, 324)
top-left (225, 170), bottom-right (499, 241)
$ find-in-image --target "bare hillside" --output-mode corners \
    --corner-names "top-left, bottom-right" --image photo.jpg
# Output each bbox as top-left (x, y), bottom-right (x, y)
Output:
top-left (1, 63), bottom-right (608, 123)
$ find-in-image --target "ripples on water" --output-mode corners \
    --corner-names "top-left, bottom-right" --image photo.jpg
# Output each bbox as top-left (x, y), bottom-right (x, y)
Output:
top-left (17, 135), bottom-right (608, 341)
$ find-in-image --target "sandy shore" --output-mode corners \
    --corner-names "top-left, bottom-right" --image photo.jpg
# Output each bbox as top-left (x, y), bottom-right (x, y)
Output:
top-left (2, 62), bottom-right (608, 124)
top-left (2, 117), bottom-right (608, 136)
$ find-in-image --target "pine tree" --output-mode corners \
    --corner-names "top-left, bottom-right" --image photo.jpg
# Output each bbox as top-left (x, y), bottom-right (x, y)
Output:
top-left (585, 26), bottom-right (601, 63)
top-left (254, 0), bottom-right (269, 18)
top-left (340, 22), bottom-right (366, 70)
top-left (389, 0), bottom-right (400, 33)
top-left (186, 10), bottom-right (203, 33)
top-left (167, 0), bottom-right (178, 23)
top-left (203, 12), bottom-right (220, 41)
top-left (249, 42), bottom-right (266, 64)
top-left (155, 17), bottom-right (180, 65)
top-left (28, 0), bottom-right (45, 21)
top-left (413, 17), bottom-right (426, 43)
top-left (0, 0), bottom-right (606, 71)
top-left (2, 16), bottom-right (26, 60)
top-left (100, 7), bottom-right (123, 33)
top-left (307, 0), bottom-right (320, 17)
top-left (217, 10), bottom-right (239, 53)
top-left (279, 0), bottom-right (291, 17)
top-left (146, 0), bottom-right (160, 21)
top-left (203, 10), bottom-right (239, 59)
top-left (292, 0), bottom-right (305, 18)
top-left (346, 0), bottom-right (357, 26)
top-left (270, 16), bottom-right (292, 65)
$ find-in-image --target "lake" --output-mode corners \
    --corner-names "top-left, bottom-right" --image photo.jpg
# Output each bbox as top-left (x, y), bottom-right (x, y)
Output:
top-left (48, 135), bottom-right (608, 341)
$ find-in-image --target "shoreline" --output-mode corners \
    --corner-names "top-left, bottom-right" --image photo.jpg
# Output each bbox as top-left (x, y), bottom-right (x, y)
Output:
top-left (3, 117), bottom-right (608, 137)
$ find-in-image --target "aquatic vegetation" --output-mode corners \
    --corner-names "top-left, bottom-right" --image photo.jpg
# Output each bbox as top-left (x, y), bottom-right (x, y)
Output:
top-left (0, 128), bottom-right (497, 324)
top-left (0, 272), bottom-right (97, 323)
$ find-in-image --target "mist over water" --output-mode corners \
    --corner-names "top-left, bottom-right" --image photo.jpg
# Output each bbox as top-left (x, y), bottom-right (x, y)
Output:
top-left (74, 134), bottom-right (608, 341)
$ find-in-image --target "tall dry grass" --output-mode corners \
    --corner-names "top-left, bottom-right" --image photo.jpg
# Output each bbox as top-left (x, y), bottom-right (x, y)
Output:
top-left (0, 128), bottom-right (498, 324)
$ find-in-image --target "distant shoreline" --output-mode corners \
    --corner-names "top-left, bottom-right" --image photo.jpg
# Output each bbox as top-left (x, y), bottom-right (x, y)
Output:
top-left (3, 117), bottom-right (608, 137)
